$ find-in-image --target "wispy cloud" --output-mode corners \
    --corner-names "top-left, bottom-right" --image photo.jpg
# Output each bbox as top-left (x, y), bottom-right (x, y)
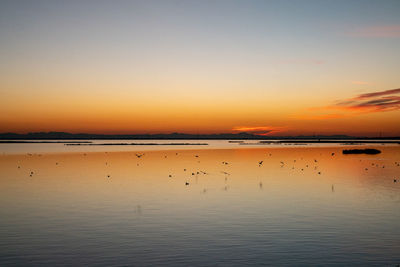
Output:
top-left (348, 25), bottom-right (400, 38)
top-left (232, 126), bottom-right (288, 135)
top-left (350, 88), bottom-right (400, 100)
top-left (295, 88), bottom-right (400, 121)
top-left (334, 88), bottom-right (400, 112)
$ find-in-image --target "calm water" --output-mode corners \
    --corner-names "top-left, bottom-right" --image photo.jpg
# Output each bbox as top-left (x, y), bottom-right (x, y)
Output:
top-left (0, 143), bottom-right (399, 266)
top-left (0, 139), bottom-right (395, 154)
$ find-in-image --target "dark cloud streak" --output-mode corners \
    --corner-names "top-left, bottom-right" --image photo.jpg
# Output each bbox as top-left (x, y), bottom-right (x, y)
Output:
top-left (334, 88), bottom-right (400, 112)
top-left (354, 88), bottom-right (400, 100)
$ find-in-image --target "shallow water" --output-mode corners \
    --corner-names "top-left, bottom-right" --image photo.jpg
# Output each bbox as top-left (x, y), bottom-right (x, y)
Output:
top-left (0, 145), bottom-right (399, 266)
top-left (0, 139), bottom-right (395, 154)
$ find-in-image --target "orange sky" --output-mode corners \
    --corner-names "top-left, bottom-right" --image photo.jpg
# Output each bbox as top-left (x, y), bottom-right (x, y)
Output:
top-left (0, 1), bottom-right (399, 136)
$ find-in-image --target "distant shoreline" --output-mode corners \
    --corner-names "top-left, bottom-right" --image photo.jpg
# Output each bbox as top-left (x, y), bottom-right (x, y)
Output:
top-left (258, 140), bottom-right (400, 144)
top-left (0, 141), bottom-right (92, 144)
top-left (0, 140), bottom-right (398, 145)
top-left (64, 143), bottom-right (209, 146)
top-left (1, 132), bottom-right (399, 141)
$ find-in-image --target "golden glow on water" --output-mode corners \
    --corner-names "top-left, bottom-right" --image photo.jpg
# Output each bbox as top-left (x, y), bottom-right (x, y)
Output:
top-left (1, 146), bottom-right (399, 208)
top-left (0, 146), bottom-right (400, 265)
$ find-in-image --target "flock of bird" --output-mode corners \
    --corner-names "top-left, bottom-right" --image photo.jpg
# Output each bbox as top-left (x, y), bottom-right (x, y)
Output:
top-left (13, 149), bottom-right (400, 186)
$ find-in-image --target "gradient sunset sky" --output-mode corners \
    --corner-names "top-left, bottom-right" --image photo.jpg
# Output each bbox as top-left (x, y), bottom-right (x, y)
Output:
top-left (1, 0), bottom-right (399, 136)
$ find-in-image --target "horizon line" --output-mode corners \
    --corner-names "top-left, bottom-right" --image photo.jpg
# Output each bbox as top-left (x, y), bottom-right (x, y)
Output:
top-left (0, 131), bottom-right (399, 139)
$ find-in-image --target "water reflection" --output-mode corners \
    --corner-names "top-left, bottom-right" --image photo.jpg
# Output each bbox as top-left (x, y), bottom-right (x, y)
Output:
top-left (0, 146), bottom-right (399, 266)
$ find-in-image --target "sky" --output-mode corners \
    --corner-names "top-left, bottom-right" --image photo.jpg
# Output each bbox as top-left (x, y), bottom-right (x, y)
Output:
top-left (0, 0), bottom-right (399, 136)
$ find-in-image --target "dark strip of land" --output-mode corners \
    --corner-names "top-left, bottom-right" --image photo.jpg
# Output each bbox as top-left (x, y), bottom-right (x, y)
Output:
top-left (0, 141), bottom-right (92, 144)
top-left (342, 149), bottom-right (381, 154)
top-left (65, 143), bottom-right (208, 146)
top-left (258, 140), bottom-right (400, 144)
top-left (1, 132), bottom-right (399, 140)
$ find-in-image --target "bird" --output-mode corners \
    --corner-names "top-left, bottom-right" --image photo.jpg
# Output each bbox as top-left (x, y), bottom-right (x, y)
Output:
top-left (258, 161), bottom-right (263, 166)
top-left (135, 153), bottom-right (144, 158)
top-left (185, 182), bottom-right (189, 185)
